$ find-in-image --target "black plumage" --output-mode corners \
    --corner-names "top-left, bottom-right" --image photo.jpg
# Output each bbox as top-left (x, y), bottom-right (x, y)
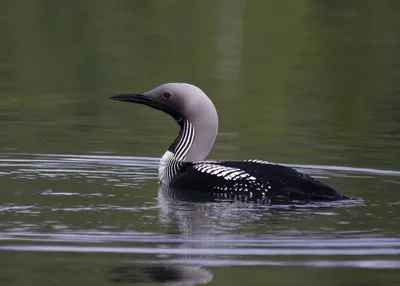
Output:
top-left (170, 160), bottom-right (346, 203)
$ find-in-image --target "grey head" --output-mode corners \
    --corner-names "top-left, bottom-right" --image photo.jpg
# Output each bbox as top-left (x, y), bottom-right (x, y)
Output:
top-left (111, 83), bottom-right (219, 162)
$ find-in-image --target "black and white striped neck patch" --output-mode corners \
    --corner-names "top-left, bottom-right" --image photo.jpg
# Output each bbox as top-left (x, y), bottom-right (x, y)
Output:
top-left (174, 119), bottom-right (195, 162)
top-left (159, 119), bottom-right (196, 185)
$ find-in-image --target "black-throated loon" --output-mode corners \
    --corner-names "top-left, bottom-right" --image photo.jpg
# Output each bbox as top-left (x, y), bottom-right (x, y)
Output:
top-left (111, 83), bottom-right (348, 203)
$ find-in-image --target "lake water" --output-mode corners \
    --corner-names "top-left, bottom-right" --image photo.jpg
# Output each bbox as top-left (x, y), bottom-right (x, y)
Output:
top-left (1, 1), bottom-right (400, 285)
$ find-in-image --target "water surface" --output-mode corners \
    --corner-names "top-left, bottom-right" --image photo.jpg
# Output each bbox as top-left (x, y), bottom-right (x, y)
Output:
top-left (1, 153), bottom-right (399, 285)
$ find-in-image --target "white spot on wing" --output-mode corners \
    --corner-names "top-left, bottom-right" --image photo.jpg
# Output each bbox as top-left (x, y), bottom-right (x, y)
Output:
top-left (193, 163), bottom-right (253, 181)
top-left (245, 159), bottom-right (276, 165)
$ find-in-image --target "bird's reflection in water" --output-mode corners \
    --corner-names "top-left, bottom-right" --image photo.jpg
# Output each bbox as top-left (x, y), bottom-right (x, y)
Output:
top-left (108, 186), bottom-right (216, 285)
top-left (109, 185), bottom-right (357, 285)
top-left (157, 186), bottom-right (224, 257)
top-left (109, 264), bottom-right (212, 285)
top-left (157, 185), bottom-right (359, 244)
top-left (151, 185), bottom-right (260, 285)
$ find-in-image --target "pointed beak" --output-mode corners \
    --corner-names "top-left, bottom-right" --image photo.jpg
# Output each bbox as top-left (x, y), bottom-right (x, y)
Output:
top-left (111, 94), bottom-right (181, 120)
top-left (110, 94), bottom-right (151, 104)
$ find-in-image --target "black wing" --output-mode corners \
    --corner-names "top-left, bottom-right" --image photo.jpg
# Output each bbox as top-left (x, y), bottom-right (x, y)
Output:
top-left (169, 160), bottom-right (345, 203)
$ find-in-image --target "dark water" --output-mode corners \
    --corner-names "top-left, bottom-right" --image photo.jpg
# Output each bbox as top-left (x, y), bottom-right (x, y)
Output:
top-left (1, 1), bottom-right (400, 285)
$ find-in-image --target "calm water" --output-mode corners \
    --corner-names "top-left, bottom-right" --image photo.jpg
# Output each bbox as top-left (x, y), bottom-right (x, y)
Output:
top-left (1, 1), bottom-right (400, 285)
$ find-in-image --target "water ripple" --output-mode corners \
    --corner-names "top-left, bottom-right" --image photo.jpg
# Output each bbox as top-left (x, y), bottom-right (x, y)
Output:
top-left (1, 153), bottom-right (399, 180)
top-left (1, 244), bottom-right (400, 256)
top-left (0, 153), bottom-right (399, 270)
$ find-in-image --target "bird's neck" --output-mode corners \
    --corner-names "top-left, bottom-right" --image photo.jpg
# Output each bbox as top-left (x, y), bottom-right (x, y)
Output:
top-left (158, 91), bottom-right (219, 183)
top-left (169, 115), bottom-right (218, 160)
top-left (158, 117), bottom-right (218, 184)
top-left (166, 119), bottom-right (196, 162)
top-left (159, 113), bottom-right (218, 170)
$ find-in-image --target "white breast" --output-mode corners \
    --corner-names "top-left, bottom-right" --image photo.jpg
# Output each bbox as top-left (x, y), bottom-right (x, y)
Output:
top-left (158, 150), bottom-right (175, 184)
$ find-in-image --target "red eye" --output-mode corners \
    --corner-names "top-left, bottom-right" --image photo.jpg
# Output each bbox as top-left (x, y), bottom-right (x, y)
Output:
top-left (163, 92), bottom-right (171, 99)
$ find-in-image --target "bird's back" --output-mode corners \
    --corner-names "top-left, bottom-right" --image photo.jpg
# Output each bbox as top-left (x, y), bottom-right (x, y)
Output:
top-left (169, 160), bottom-right (345, 203)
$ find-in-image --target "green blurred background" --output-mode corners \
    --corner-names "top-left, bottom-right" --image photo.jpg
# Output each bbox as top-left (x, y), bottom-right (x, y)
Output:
top-left (1, 0), bottom-right (399, 170)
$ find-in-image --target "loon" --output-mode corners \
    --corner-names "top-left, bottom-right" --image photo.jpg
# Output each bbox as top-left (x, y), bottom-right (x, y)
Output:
top-left (111, 83), bottom-right (348, 203)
